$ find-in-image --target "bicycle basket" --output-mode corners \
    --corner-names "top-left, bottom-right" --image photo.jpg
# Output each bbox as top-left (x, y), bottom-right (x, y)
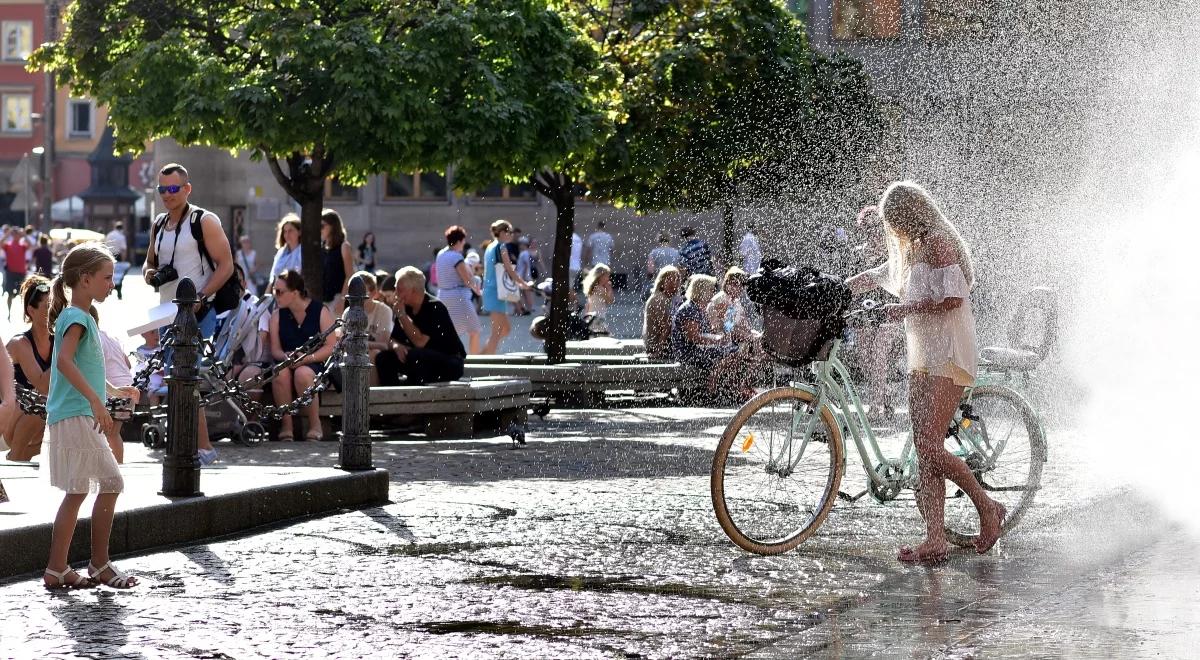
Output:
top-left (748, 266), bottom-right (851, 366)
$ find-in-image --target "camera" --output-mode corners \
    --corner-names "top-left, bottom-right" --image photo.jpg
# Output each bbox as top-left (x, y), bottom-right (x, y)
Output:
top-left (148, 264), bottom-right (179, 290)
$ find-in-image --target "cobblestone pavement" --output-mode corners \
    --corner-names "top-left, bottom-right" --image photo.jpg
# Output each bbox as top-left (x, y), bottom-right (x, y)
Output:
top-left (2, 407), bottom-right (1195, 658)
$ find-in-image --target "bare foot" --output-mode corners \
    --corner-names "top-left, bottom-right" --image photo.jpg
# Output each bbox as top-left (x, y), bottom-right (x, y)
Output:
top-left (975, 501), bottom-right (1007, 554)
top-left (897, 539), bottom-right (949, 563)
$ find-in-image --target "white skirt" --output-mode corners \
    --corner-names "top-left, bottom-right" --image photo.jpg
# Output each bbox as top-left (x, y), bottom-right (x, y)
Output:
top-left (44, 416), bottom-right (124, 494)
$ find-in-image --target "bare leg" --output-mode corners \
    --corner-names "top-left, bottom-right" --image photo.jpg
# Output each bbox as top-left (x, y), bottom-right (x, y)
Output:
top-left (293, 367), bottom-right (321, 438)
top-left (481, 312), bottom-right (510, 355)
top-left (272, 366), bottom-right (295, 438)
top-left (105, 422), bottom-right (124, 464)
top-left (89, 492), bottom-right (138, 587)
top-left (6, 414), bottom-right (45, 461)
top-left (45, 493), bottom-right (87, 585)
top-left (903, 371), bottom-right (1003, 559)
top-left (467, 331), bottom-right (481, 355)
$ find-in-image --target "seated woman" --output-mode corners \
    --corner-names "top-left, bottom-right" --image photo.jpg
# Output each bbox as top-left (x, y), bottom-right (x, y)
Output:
top-left (583, 263), bottom-right (614, 336)
top-left (4, 276), bottom-right (52, 460)
top-left (267, 269), bottom-right (338, 441)
top-left (706, 266), bottom-right (762, 355)
top-left (642, 265), bottom-right (682, 361)
top-left (340, 271), bottom-right (395, 385)
top-left (670, 274), bottom-right (751, 403)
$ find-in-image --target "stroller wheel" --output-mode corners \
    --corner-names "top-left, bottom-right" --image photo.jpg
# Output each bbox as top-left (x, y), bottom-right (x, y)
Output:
top-left (238, 422), bottom-right (267, 447)
top-left (141, 423), bottom-right (166, 450)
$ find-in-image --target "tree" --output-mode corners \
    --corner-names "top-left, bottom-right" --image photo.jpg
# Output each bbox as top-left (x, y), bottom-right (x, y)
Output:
top-left (528, 0), bottom-right (880, 361)
top-left (32, 0), bottom-right (604, 299)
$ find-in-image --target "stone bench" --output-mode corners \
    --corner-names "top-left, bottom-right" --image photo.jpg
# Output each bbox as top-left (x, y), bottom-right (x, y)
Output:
top-left (464, 362), bottom-right (701, 406)
top-left (317, 379), bottom-right (531, 438)
top-left (565, 338), bottom-right (646, 356)
top-left (466, 352), bottom-right (656, 366)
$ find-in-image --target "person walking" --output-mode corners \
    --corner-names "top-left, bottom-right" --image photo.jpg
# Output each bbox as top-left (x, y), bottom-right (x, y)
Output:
top-left (847, 181), bottom-right (1004, 563)
top-left (268, 214), bottom-right (302, 283)
top-left (105, 222), bottom-right (127, 262)
top-left (435, 225), bottom-right (483, 354)
top-left (235, 235), bottom-right (259, 295)
top-left (569, 231), bottom-right (583, 291)
top-left (320, 209), bottom-right (354, 316)
top-left (356, 232), bottom-right (377, 273)
top-left (3, 226), bottom-right (30, 320)
top-left (480, 220), bottom-right (529, 355)
top-left (32, 235), bottom-right (53, 277)
top-left (678, 226), bottom-right (715, 278)
top-left (739, 221), bottom-right (762, 274)
top-left (646, 233), bottom-right (680, 284)
top-left (41, 243), bottom-right (141, 590)
top-left (142, 162), bottom-right (235, 466)
top-left (585, 220), bottom-right (614, 268)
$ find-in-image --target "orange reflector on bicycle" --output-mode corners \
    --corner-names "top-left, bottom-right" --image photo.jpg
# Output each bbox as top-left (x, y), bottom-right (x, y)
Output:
top-left (742, 434), bottom-right (755, 452)
top-left (962, 419), bottom-right (973, 429)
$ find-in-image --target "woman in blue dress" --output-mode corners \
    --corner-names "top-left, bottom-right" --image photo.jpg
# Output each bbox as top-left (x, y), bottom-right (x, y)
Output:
top-left (480, 219), bottom-right (528, 354)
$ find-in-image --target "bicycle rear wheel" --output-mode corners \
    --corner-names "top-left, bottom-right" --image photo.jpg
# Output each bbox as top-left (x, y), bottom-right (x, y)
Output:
top-left (943, 384), bottom-right (1046, 547)
top-left (711, 387), bottom-right (844, 555)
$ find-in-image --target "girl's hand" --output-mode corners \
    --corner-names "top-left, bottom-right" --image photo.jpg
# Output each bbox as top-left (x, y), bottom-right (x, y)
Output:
top-left (116, 387), bottom-right (141, 405)
top-left (883, 303), bottom-right (908, 322)
top-left (91, 399), bottom-right (114, 435)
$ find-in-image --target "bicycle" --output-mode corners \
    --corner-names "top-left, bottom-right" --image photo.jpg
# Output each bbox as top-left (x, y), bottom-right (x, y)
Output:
top-left (710, 303), bottom-right (1047, 556)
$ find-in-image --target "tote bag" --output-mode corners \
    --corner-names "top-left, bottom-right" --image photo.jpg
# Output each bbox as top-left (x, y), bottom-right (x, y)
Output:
top-left (495, 264), bottom-right (521, 303)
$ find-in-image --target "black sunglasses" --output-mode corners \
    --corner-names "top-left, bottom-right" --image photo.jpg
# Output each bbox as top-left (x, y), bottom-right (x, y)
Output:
top-left (157, 184), bottom-right (185, 194)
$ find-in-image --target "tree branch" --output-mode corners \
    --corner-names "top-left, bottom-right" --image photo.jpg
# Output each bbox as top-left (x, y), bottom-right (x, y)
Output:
top-left (262, 148), bottom-right (299, 200)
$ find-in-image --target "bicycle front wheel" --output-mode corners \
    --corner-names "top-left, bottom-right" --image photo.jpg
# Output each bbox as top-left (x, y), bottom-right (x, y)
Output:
top-left (711, 387), bottom-right (845, 555)
top-left (944, 384), bottom-right (1047, 547)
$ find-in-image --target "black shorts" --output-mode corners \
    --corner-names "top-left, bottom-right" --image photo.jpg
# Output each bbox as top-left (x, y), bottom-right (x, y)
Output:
top-left (4, 269), bottom-right (24, 296)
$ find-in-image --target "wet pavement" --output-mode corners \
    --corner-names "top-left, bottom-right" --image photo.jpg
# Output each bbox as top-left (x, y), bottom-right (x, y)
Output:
top-left (1, 405), bottom-right (1194, 658)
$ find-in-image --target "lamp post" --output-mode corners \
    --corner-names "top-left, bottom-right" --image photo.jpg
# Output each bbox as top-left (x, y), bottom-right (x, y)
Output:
top-left (27, 147), bottom-right (43, 226)
top-left (41, 0), bottom-right (60, 234)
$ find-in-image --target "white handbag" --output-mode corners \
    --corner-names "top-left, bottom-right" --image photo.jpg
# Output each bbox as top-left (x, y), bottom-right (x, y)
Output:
top-left (495, 264), bottom-right (521, 303)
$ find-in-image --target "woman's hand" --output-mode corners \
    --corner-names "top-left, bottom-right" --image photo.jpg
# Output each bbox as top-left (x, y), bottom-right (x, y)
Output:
top-left (90, 398), bottom-right (114, 435)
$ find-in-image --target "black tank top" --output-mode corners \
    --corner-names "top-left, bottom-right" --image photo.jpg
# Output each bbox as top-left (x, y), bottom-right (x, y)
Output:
top-left (278, 298), bottom-right (324, 353)
top-left (14, 329), bottom-right (52, 389)
top-left (321, 244), bottom-right (346, 303)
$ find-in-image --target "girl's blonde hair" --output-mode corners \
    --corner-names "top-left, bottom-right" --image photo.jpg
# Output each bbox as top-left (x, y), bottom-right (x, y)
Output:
top-left (582, 263), bottom-right (611, 296)
top-left (652, 264), bottom-right (681, 295)
top-left (48, 242), bottom-right (114, 329)
top-left (878, 181), bottom-right (974, 295)
top-left (490, 219), bottom-right (513, 238)
top-left (684, 274), bottom-right (718, 303)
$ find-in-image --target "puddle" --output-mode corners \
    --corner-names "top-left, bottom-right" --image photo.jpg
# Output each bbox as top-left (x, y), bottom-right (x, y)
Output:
top-left (466, 573), bottom-right (737, 603)
top-left (416, 620), bottom-right (625, 638)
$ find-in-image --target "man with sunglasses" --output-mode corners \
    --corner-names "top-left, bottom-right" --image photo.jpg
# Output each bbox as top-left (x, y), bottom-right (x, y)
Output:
top-left (143, 163), bottom-right (235, 465)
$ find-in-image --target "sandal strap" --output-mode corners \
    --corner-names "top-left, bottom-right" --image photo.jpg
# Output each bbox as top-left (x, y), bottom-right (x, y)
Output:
top-left (44, 567), bottom-right (89, 587)
top-left (89, 561), bottom-right (135, 587)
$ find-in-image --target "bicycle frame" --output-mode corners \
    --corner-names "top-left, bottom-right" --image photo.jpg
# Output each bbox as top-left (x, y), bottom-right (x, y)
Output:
top-left (776, 339), bottom-right (996, 494)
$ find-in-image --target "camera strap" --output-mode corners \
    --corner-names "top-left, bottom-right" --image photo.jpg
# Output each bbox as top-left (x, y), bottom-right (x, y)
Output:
top-left (154, 204), bottom-right (188, 270)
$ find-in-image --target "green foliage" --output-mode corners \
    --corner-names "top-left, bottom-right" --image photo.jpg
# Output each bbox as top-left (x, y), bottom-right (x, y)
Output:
top-left (31, 0), bottom-right (605, 190)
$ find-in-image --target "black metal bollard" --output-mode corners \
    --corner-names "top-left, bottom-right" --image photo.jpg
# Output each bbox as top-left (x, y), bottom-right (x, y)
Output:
top-left (160, 277), bottom-right (203, 497)
top-left (338, 275), bottom-right (373, 471)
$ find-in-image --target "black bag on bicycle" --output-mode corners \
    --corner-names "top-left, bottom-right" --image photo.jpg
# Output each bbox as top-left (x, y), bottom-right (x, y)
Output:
top-left (746, 265), bottom-right (852, 366)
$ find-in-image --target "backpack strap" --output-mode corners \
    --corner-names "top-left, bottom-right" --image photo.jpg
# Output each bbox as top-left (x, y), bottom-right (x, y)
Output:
top-left (147, 212), bottom-right (170, 268)
top-left (187, 206), bottom-right (216, 275)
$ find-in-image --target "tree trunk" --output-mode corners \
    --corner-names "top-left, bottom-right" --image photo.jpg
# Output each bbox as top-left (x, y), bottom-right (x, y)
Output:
top-left (531, 171), bottom-right (575, 364)
top-left (720, 202), bottom-right (736, 271)
top-left (263, 149), bottom-right (333, 299)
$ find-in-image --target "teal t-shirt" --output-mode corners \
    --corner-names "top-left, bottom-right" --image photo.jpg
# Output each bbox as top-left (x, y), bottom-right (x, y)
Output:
top-left (46, 306), bottom-right (107, 426)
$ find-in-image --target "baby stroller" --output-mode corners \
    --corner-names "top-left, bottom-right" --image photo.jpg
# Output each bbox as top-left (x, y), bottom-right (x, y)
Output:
top-left (140, 295), bottom-right (275, 448)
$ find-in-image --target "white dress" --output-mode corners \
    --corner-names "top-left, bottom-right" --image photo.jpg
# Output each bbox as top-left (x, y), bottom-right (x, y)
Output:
top-left (900, 262), bottom-right (978, 386)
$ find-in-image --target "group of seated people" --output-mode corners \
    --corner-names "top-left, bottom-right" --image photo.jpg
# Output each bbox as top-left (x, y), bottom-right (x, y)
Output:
top-left (223, 265), bottom-right (466, 441)
top-left (642, 265), bottom-right (763, 403)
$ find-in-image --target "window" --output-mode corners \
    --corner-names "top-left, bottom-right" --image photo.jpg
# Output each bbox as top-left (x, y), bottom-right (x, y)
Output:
top-left (832, 0), bottom-right (901, 40)
top-left (924, 0), bottom-right (988, 40)
top-left (2, 22), bottom-right (32, 62)
top-left (68, 99), bottom-right (93, 138)
top-left (383, 171), bottom-right (447, 201)
top-left (472, 182), bottom-right (537, 202)
top-left (1, 93), bottom-right (32, 134)
top-left (325, 176), bottom-right (359, 202)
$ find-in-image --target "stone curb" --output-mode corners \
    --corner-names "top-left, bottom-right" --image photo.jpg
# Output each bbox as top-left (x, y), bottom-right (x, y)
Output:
top-left (0, 468), bottom-right (390, 579)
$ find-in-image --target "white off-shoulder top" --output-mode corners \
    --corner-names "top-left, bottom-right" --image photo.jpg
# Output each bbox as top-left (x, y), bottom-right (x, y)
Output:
top-left (900, 262), bottom-right (978, 381)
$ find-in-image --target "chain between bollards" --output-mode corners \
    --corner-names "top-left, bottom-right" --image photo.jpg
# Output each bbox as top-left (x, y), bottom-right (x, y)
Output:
top-left (338, 274), bottom-right (373, 471)
top-left (160, 277), bottom-right (204, 497)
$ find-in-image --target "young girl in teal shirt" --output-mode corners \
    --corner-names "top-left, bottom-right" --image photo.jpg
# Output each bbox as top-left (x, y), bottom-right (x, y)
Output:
top-left (42, 243), bottom-right (140, 589)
